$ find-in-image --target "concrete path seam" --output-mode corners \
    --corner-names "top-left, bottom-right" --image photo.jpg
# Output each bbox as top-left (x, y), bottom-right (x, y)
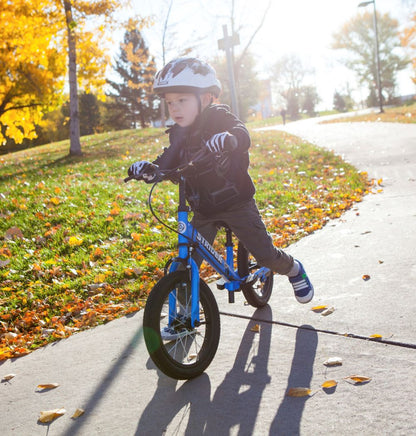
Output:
top-left (219, 310), bottom-right (416, 350)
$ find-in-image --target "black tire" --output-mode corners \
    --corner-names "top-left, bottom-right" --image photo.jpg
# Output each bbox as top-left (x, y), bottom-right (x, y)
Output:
top-left (237, 242), bottom-right (273, 307)
top-left (143, 271), bottom-right (220, 380)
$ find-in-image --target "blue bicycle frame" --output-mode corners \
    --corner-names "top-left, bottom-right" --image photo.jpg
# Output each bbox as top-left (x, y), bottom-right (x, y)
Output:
top-left (166, 176), bottom-right (269, 328)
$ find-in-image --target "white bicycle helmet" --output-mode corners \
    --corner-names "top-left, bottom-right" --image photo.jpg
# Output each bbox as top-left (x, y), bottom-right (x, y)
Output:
top-left (153, 58), bottom-right (221, 97)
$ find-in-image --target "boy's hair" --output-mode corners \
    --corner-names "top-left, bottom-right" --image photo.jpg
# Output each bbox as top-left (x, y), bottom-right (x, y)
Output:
top-left (153, 58), bottom-right (221, 97)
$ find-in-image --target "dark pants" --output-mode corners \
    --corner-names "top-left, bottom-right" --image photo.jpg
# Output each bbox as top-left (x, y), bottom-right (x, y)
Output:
top-left (191, 199), bottom-right (294, 275)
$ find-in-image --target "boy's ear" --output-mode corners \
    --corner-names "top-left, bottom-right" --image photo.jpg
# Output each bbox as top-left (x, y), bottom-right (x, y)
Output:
top-left (200, 92), bottom-right (214, 108)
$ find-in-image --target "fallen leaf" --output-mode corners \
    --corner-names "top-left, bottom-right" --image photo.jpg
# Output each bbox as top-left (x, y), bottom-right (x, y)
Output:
top-left (2, 373), bottom-right (16, 381)
top-left (323, 357), bottom-right (343, 367)
top-left (0, 259), bottom-right (10, 268)
top-left (311, 305), bottom-right (327, 312)
top-left (37, 383), bottom-right (60, 390)
top-left (369, 334), bottom-right (382, 340)
top-left (38, 408), bottom-right (66, 423)
top-left (321, 307), bottom-right (335, 316)
top-left (5, 226), bottom-right (24, 240)
top-left (344, 375), bottom-right (371, 384)
top-left (250, 324), bottom-right (260, 333)
top-left (287, 387), bottom-right (311, 397)
top-left (378, 260), bottom-right (384, 264)
top-left (321, 380), bottom-right (337, 389)
top-left (71, 408), bottom-right (85, 419)
top-left (362, 274), bottom-right (371, 281)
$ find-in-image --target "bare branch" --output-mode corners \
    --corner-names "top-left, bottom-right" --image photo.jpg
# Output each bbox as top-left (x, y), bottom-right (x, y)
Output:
top-left (236, 0), bottom-right (271, 67)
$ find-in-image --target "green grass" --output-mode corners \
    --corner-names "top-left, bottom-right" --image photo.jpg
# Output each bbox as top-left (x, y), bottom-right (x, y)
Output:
top-left (0, 127), bottom-right (372, 359)
top-left (320, 102), bottom-right (416, 124)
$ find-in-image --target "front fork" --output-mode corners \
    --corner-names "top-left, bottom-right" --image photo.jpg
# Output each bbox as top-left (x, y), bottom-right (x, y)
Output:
top-left (168, 210), bottom-right (200, 328)
top-left (224, 228), bottom-right (240, 302)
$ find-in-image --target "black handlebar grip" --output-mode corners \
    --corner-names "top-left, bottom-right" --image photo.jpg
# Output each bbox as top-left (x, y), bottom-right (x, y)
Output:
top-left (225, 135), bottom-right (238, 152)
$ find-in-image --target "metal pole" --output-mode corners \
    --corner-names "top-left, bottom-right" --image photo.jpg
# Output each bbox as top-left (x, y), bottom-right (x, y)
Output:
top-left (372, 1), bottom-right (384, 112)
top-left (222, 24), bottom-right (239, 117)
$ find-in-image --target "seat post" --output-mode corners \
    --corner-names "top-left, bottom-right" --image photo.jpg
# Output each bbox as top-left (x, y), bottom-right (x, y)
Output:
top-left (178, 177), bottom-right (188, 212)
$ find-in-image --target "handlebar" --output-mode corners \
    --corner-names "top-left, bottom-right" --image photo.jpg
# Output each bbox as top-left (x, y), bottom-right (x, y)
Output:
top-left (124, 135), bottom-right (238, 184)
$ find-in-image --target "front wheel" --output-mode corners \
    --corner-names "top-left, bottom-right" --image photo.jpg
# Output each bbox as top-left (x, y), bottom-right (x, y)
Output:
top-left (143, 271), bottom-right (220, 380)
top-left (237, 242), bottom-right (273, 307)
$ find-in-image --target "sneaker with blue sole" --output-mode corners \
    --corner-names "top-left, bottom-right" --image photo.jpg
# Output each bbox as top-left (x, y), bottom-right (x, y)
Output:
top-left (289, 261), bottom-right (314, 304)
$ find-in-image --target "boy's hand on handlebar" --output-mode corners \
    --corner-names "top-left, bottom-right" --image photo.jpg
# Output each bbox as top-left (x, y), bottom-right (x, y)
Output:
top-left (205, 132), bottom-right (237, 154)
top-left (127, 161), bottom-right (160, 183)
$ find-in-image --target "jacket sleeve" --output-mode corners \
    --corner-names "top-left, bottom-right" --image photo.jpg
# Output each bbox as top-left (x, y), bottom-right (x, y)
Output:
top-left (153, 125), bottom-right (188, 170)
top-left (205, 106), bottom-right (251, 153)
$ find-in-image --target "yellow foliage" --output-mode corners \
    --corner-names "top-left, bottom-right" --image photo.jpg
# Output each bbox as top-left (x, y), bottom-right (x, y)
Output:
top-left (401, 12), bottom-right (416, 84)
top-left (0, 0), bottom-right (133, 145)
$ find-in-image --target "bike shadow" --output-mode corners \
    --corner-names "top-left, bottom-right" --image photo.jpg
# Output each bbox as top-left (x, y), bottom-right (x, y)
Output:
top-left (135, 306), bottom-right (272, 435)
top-left (269, 325), bottom-right (318, 435)
top-left (205, 305), bottom-right (273, 434)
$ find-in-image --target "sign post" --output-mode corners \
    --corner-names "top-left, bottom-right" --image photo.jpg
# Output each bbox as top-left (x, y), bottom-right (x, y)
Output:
top-left (218, 24), bottom-right (240, 117)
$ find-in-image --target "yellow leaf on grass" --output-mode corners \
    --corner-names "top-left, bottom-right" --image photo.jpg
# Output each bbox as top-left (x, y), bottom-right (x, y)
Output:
top-left (37, 383), bottom-right (59, 390)
top-left (287, 387), bottom-right (311, 397)
top-left (38, 408), bottom-right (66, 423)
top-left (71, 408), bottom-right (85, 419)
top-left (344, 375), bottom-right (371, 384)
top-left (250, 324), bottom-right (260, 333)
top-left (311, 305), bottom-right (327, 312)
top-left (68, 236), bottom-right (83, 247)
top-left (322, 380), bottom-right (338, 389)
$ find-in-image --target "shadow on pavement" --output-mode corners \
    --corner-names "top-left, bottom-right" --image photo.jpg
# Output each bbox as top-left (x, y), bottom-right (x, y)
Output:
top-left (136, 306), bottom-right (272, 435)
top-left (269, 325), bottom-right (318, 435)
top-left (59, 322), bottom-right (143, 436)
top-left (205, 306), bottom-right (272, 434)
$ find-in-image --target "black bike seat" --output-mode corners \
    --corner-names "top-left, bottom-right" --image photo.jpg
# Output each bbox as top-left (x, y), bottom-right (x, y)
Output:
top-left (215, 221), bottom-right (230, 230)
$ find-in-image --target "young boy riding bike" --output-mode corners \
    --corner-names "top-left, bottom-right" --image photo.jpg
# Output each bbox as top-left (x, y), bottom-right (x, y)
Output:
top-left (128, 58), bottom-right (314, 338)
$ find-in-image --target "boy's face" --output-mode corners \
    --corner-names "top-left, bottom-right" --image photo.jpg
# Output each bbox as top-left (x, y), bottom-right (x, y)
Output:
top-left (165, 93), bottom-right (200, 127)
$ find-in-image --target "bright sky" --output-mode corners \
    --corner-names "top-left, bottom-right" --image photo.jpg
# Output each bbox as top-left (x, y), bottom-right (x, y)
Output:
top-left (118, 0), bottom-right (415, 109)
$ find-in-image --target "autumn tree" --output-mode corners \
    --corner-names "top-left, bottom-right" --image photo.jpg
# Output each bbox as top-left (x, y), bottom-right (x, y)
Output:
top-left (0, 0), bottom-right (65, 146)
top-left (332, 11), bottom-right (408, 105)
top-left (61, 0), bottom-right (124, 155)
top-left (1, 0), bottom-right (131, 154)
top-left (107, 20), bottom-right (158, 129)
top-left (401, 11), bottom-right (416, 85)
top-left (333, 89), bottom-right (354, 113)
top-left (301, 86), bottom-right (320, 117)
top-left (79, 93), bottom-right (101, 136)
top-left (271, 54), bottom-right (317, 120)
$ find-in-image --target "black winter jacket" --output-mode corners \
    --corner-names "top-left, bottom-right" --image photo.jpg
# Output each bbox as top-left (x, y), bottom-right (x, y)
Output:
top-left (154, 104), bottom-right (256, 216)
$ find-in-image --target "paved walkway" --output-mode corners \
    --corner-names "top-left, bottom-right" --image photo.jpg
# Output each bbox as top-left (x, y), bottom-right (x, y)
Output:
top-left (1, 116), bottom-right (416, 435)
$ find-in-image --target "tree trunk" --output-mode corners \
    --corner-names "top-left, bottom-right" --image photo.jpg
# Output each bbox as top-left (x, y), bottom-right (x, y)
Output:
top-left (64, 1), bottom-right (82, 156)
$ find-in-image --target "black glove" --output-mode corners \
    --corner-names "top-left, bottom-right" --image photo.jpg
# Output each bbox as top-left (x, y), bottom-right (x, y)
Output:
top-left (127, 161), bottom-right (159, 183)
top-left (205, 132), bottom-right (237, 153)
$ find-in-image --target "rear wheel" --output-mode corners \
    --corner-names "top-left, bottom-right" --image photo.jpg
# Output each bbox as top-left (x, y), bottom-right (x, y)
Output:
top-left (237, 242), bottom-right (273, 307)
top-left (143, 271), bottom-right (220, 380)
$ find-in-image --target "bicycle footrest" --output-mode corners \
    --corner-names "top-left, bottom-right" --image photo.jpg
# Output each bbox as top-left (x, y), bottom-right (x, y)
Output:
top-left (245, 273), bottom-right (257, 285)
